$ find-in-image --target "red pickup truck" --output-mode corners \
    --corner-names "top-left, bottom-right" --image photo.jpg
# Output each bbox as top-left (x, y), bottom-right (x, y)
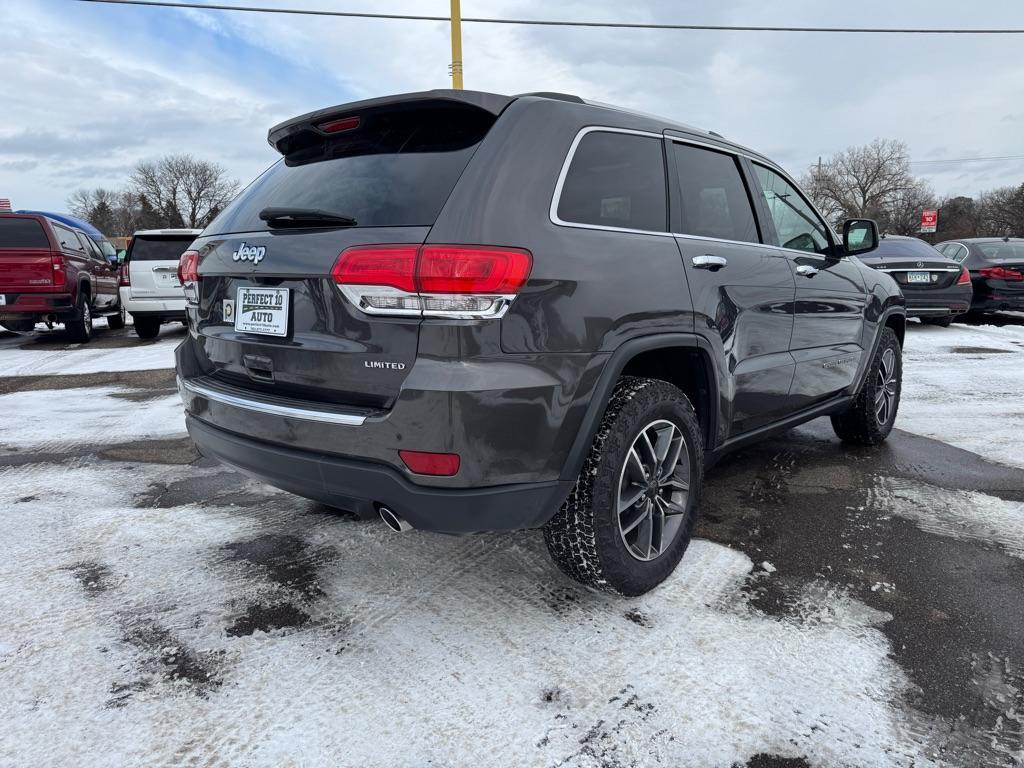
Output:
top-left (0, 213), bottom-right (124, 341)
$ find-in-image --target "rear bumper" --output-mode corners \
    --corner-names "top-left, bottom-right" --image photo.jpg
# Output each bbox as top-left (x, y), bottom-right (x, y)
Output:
top-left (186, 414), bottom-right (572, 533)
top-left (120, 288), bottom-right (186, 318)
top-left (902, 285), bottom-right (972, 317)
top-left (0, 292), bottom-right (74, 316)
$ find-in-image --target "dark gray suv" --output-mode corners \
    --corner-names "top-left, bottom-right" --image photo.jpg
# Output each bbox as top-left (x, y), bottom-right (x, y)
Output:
top-left (176, 90), bottom-right (905, 595)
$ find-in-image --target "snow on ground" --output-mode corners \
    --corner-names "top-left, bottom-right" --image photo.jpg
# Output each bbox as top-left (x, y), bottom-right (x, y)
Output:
top-left (0, 459), bottom-right (938, 767)
top-left (0, 386), bottom-right (185, 452)
top-left (898, 320), bottom-right (1024, 470)
top-left (870, 476), bottom-right (1024, 561)
top-left (0, 335), bottom-right (180, 376)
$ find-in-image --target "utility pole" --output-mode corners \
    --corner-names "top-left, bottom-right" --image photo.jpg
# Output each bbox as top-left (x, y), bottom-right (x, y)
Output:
top-left (449, 0), bottom-right (464, 89)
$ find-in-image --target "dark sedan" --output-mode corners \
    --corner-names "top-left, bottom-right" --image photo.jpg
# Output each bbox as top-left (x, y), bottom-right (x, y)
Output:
top-left (857, 235), bottom-right (972, 326)
top-left (936, 237), bottom-right (1024, 315)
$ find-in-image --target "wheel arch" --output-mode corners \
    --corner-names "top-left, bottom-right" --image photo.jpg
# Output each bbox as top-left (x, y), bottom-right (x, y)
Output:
top-left (560, 334), bottom-right (719, 482)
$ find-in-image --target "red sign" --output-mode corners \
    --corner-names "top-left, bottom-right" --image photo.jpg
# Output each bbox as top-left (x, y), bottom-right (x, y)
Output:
top-left (920, 209), bottom-right (938, 233)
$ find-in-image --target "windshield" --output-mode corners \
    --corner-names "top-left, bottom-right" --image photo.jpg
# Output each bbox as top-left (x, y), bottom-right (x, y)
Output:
top-left (204, 105), bottom-right (495, 236)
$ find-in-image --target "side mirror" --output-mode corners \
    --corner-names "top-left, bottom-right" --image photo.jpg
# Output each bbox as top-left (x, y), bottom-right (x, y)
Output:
top-left (106, 254), bottom-right (118, 266)
top-left (842, 218), bottom-right (879, 256)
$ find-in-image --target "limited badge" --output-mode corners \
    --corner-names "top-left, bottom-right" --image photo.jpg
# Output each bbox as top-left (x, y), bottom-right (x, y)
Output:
top-left (223, 299), bottom-right (235, 322)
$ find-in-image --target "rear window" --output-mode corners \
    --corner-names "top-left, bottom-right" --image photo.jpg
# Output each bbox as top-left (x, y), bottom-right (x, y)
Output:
top-left (0, 218), bottom-right (49, 248)
top-left (128, 236), bottom-right (194, 262)
top-left (876, 238), bottom-right (944, 259)
top-left (978, 242), bottom-right (1024, 260)
top-left (557, 131), bottom-right (667, 232)
top-left (204, 104), bottom-right (496, 235)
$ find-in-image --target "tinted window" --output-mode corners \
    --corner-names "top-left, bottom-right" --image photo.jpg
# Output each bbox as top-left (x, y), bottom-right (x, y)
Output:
top-left (77, 232), bottom-right (102, 261)
top-left (0, 218), bottom-right (49, 248)
top-left (978, 242), bottom-right (1024, 260)
top-left (673, 143), bottom-right (758, 243)
top-left (948, 245), bottom-right (968, 262)
top-left (875, 237), bottom-right (946, 259)
top-left (753, 164), bottom-right (831, 254)
top-left (128, 236), bottom-right (194, 262)
top-left (52, 224), bottom-right (82, 252)
top-left (557, 132), bottom-right (667, 232)
top-left (206, 105), bottom-right (495, 235)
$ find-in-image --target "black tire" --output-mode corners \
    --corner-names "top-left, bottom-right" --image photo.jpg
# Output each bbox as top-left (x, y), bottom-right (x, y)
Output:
top-left (65, 291), bottom-right (93, 343)
top-left (925, 316), bottom-right (952, 328)
top-left (107, 304), bottom-right (126, 330)
top-left (830, 327), bottom-right (901, 445)
top-left (133, 316), bottom-right (161, 340)
top-left (544, 376), bottom-right (704, 596)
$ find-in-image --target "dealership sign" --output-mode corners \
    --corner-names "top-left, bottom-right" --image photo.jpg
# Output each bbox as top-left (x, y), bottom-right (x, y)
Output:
top-left (920, 209), bottom-right (938, 233)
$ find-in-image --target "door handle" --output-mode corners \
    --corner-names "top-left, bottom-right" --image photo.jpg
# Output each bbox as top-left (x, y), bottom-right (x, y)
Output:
top-left (691, 254), bottom-right (727, 271)
top-left (795, 265), bottom-right (819, 278)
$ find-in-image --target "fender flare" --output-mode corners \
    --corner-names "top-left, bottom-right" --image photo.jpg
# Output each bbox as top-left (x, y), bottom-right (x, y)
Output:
top-left (849, 306), bottom-right (906, 395)
top-left (558, 333), bottom-right (719, 482)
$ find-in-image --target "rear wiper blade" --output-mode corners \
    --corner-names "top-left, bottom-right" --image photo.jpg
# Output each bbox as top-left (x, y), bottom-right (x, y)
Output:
top-left (258, 207), bottom-right (357, 227)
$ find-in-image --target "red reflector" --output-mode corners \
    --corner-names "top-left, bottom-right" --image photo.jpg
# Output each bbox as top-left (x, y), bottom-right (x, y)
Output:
top-left (51, 254), bottom-right (66, 288)
top-left (332, 245), bottom-right (418, 292)
top-left (956, 267), bottom-right (971, 285)
top-left (399, 450), bottom-right (461, 476)
top-left (318, 116), bottom-right (360, 134)
top-left (178, 250), bottom-right (200, 283)
top-left (417, 246), bottom-right (532, 294)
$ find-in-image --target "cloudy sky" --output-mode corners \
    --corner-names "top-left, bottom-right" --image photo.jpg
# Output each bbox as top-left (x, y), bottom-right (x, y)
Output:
top-left (2, 0), bottom-right (1023, 214)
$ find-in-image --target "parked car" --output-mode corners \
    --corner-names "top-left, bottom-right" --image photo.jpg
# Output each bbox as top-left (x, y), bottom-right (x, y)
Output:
top-left (16, 210), bottom-right (119, 263)
top-left (936, 237), bottom-right (1024, 315)
top-left (175, 90), bottom-right (904, 595)
top-left (120, 229), bottom-right (201, 339)
top-left (856, 234), bottom-right (972, 326)
top-left (0, 212), bottom-right (124, 339)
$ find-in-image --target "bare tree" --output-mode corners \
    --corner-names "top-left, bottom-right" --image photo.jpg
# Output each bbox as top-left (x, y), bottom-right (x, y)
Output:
top-left (802, 139), bottom-right (925, 231)
top-left (978, 183), bottom-right (1024, 237)
top-left (129, 154), bottom-right (239, 229)
top-left (935, 196), bottom-right (983, 241)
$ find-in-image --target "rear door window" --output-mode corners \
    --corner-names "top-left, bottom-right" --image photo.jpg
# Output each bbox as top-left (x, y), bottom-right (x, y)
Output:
top-left (672, 143), bottom-right (759, 244)
top-left (0, 218), bottom-right (50, 248)
top-left (752, 164), bottom-right (832, 255)
top-left (128, 237), bottom-right (193, 262)
top-left (556, 131), bottom-right (668, 233)
top-left (205, 104), bottom-right (496, 235)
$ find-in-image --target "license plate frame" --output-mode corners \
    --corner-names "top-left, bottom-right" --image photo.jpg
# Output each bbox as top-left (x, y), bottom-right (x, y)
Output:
top-left (234, 286), bottom-right (290, 337)
top-left (907, 271), bottom-right (931, 284)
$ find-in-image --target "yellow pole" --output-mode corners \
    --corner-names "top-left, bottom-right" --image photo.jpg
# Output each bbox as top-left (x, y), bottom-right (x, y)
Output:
top-left (449, 0), bottom-right (464, 89)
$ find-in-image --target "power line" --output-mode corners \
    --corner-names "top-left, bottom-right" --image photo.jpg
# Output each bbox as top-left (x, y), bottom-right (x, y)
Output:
top-left (911, 155), bottom-right (1024, 166)
top-left (73, 0), bottom-right (1024, 34)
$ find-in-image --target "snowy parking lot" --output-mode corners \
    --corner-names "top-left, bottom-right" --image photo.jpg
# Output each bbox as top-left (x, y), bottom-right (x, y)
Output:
top-left (1, 318), bottom-right (1023, 767)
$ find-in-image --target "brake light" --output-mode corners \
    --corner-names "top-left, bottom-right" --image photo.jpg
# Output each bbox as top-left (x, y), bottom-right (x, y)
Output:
top-left (318, 116), bottom-right (360, 133)
top-left (119, 264), bottom-right (130, 287)
top-left (331, 244), bottom-right (533, 318)
top-left (399, 450), bottom-right (461, 476)
top-left (957, 267), bottom-right (971, 285)
top-left (51, 254), bottom-right (66, 288)
top-left (980, 266), bottom-right (1023, 282)
top-left (178, 250), bottom-right (200, 304)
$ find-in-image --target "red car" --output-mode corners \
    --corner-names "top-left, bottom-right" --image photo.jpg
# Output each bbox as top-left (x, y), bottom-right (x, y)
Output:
top-left (0, 212), bottom-right (124, 341)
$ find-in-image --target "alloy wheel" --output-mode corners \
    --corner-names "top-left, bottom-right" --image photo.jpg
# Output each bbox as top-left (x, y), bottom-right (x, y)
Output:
top-left (616, 419), bottom-right (691, 562)
top-left (875, 347), bottom-right (897, 425)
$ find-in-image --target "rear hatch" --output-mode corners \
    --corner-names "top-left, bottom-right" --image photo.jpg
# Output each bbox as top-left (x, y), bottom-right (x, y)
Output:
top-left (190, 95), bottom-right (505, 409)
top-left (0, 216), bottom-right (56, 295)
top-left (126, 234), bottom-right (196, 299)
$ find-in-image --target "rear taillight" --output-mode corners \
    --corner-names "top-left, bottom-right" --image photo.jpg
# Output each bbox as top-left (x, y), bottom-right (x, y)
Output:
top-left (50, 254), bottom-right (66, 288)
top-left (980, 266), bottom-right (1023, 282)
top-left (957, 267), bottom-right (971, 285)
top-left (118, 265), bottom-right (130, 287)
top-left (178, 250), bottom-right (200, 303)
top-left (332, 244), bottom-right (533, 319)
top-left (399, 450), bottom-right (461, 476)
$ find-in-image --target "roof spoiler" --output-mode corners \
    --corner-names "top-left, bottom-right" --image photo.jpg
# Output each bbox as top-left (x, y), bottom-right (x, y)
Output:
top-left (267, 89), bottom-right (515, 155)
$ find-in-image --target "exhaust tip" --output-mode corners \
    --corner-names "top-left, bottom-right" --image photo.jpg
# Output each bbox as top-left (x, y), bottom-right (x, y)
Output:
top-left (378, 506), bottom-right (412, 533)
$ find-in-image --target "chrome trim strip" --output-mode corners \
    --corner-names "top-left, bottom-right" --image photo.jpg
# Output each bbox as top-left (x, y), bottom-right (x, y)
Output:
top-left (876, 267), bottom-right (960, 273)
top-left (180, 378), bottom-right (366, 425)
